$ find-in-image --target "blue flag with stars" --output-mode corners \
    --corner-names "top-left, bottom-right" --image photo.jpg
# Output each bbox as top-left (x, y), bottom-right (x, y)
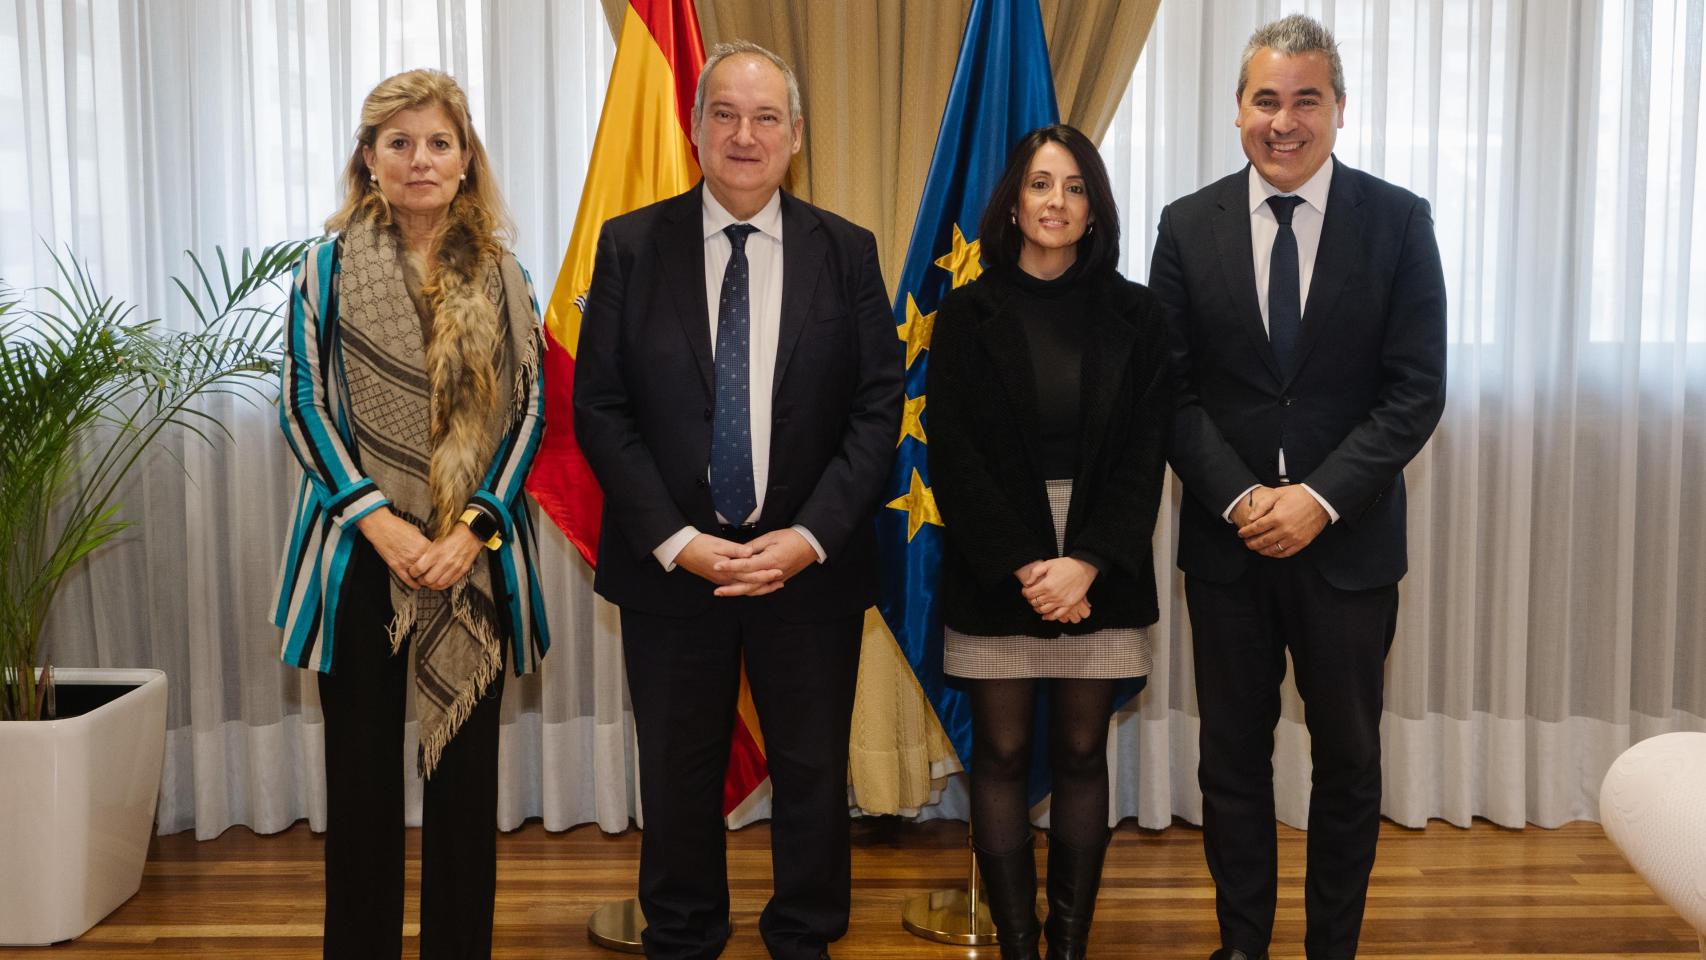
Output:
top-left (877, 0), bottom-right (1060, 804)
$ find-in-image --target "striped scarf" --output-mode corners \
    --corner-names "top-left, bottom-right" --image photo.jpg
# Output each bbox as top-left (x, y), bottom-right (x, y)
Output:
top-left (336, 215), bottom-right (532, 776)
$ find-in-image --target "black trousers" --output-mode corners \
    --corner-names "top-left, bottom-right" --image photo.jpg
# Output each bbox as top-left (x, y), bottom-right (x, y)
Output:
top-left (1186, 556), bottom-right (1398, 960)
top-left (319, 539), bottom-right (506, 960)
top-left (621, 599), bottom-right (862, 960)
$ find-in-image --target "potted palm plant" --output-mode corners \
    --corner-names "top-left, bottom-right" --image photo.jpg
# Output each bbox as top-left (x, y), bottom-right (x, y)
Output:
top-left (0, 240), bottom-right (310, 944)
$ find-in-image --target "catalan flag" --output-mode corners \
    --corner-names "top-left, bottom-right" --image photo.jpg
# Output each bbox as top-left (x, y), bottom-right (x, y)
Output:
top-left (529, 0), bottom-right (768, 817)
top-left (877, 0), bottom-right (1069, 805)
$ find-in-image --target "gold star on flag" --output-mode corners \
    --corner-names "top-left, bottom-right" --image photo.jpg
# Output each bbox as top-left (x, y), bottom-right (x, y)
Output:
top-left (934, 224), bottom-right (983, 288)
top-left (897, 394), bottom-right (928, 447)
top-left (896, 294), bottom-right (936, 369)
top-left (886, 467), bottom-right (944, 542)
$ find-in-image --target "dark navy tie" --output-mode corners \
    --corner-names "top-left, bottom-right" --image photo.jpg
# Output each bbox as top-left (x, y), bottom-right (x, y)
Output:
top-left (710, 223), bottom-right (760, 525)
top-left (1267, 194), bottom-right (1305, 377)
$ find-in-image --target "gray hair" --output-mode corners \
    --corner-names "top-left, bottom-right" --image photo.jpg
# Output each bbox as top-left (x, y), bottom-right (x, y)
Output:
top-left (1237, 14), bottom-right (1346, 102)
top-left (691, 40), bottom-right (803, 128)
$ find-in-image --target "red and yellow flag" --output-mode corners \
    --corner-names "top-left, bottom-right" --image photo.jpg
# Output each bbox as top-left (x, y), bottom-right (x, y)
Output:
top-left (528, 0), bottom-right (703, 565)
top-left (528, 0), bottom-right (769, 817)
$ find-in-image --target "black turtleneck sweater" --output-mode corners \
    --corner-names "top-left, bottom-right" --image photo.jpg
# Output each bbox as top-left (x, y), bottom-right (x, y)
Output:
top-left (1008, 257), bottom-right (1091, 481)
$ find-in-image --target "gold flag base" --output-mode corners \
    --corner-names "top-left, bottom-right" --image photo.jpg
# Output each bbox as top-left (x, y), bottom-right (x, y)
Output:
top-left (900, 887), bottom-right (998, 945)
top-left (900, 826), bottom-right (999, 945)
top-left (586, 899), bottom-right (736, 954)
top-left (586, 899), bottom-right (645, 953)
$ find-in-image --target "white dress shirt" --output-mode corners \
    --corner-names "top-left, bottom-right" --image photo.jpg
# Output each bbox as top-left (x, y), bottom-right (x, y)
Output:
top-left (1224, 159), bottom-right (1340, 524)
top-left (653, 189), bottom-right (826, 570)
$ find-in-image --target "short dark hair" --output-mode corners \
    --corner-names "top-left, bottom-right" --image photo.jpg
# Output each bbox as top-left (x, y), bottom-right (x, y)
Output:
top-left (977, 124), bottom-right (1121, 276)
top-left (1238, 14), bottom-right (1345, 102)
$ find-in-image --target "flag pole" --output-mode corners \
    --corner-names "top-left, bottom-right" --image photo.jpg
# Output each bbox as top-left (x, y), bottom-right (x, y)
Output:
top-left (899, 824), bottom-right (998, 944)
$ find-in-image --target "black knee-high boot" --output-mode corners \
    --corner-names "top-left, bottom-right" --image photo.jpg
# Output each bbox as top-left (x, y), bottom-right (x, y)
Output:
top-left (975, 840), bottom-right (1042, 960)
top-left (1043, 832), bottom-right (1108, 960)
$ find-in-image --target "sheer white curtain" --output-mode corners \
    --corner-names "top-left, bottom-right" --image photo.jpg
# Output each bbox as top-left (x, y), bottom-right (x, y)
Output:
top-left (9, 0), bottom-right (1704, 840)
top-left (1098, 0), bottom-right (1706, 829)
top-left (0, 0), bottom-right (629, 838)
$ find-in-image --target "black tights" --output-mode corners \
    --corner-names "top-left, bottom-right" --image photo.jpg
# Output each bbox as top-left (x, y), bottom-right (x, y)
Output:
top-left (969, 678), bottom-right (1115, 854)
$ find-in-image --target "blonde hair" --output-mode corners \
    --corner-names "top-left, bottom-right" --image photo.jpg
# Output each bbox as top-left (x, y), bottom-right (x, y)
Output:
top-left (325, 69), bottom-right (513, 255)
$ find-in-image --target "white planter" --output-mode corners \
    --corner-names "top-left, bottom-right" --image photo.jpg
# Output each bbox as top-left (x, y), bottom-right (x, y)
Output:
top-left (0, 668), bottom-right (167, 945)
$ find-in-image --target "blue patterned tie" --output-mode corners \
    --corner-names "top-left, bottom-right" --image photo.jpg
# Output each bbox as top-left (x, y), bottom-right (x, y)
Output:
top-left (1267, 194), bottom-right (1305, 377)
top-left (710, 223), bottom-right (760, 525)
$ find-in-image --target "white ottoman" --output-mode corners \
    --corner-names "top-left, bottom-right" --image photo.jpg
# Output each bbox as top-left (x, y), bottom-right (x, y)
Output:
top-left (1600, 731), bottom-right (1706, 956)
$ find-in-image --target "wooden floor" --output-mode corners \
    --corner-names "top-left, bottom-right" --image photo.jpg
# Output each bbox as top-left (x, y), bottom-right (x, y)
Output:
top-left (7, 818), bottom-right (1698, 958)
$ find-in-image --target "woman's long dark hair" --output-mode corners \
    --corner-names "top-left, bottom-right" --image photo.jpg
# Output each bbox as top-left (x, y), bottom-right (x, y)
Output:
top-left (977, 123), bottom-right (1121, 276)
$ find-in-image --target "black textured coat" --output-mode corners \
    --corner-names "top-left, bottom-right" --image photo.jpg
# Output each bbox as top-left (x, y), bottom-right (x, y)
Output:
top-left (929, 265), bottom-right (1170, 637)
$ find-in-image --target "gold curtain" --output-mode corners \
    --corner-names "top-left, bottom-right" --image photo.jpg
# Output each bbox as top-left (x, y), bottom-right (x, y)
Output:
top-left (598, 0), bottom-right (1158, 295)
top-left (1039, 0), bottom-right (1161, 143)
top-left (592, 0), bottom-right (1162, 813)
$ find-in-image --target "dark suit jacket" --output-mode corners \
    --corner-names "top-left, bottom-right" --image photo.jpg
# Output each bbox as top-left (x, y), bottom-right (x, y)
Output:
top-left (572, 184), bottom-right (905, 620)
top-left (1150, 159), bottom-right (1447, 591)
top-left (929, 266), bottom-right (1171, 636)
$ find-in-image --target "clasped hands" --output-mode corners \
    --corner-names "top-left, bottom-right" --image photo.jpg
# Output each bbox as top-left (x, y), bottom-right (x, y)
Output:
top-left (1015, 557), bottom-right (1098, 625)
top-left (357, 508), bottom-right (484, 591)
top-left (1233, 484), bottom-right (1329, 558)
top-left (677, 528), bottom-right (818, 597)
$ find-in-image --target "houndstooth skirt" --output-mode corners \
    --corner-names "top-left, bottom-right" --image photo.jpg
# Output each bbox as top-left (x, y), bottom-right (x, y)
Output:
top-left (943, 479), bottom-right (1152, 680)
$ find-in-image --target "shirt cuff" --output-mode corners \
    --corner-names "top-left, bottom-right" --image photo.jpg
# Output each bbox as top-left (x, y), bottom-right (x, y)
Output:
top-left (1299, 483), bottom-right (1340, 523)
top-left (791, 525), bottom-right (828, 563)
top-left (1223, 485), bottom-right (1261, 523)
top-left (654, 526), bottom-right (700, 572)
top-left (329, 477), bottom-right (387, 527)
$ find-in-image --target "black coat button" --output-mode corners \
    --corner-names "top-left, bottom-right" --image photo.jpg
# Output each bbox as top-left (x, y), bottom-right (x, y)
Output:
top-left (695, 477), bottom-right (709, 489)
top-left (703, 407), bottom-right (713, 421)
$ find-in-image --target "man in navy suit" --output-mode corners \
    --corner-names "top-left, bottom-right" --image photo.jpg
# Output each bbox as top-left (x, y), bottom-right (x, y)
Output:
top-left (573, 40), bottom-right (903, 960)
top-left (1149, 15), bottom-right (1446, 960)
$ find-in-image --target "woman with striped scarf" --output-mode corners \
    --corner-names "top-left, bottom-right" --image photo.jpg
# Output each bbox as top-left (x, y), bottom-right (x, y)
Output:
top-left (271, 69), bottom-right (550, 960)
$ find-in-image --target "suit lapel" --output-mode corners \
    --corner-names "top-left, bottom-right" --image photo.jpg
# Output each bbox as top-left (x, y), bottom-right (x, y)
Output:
top-left (1290, 159), bottom-right (1365, 385)
top-left (772, 192), bottom-right (826, 397)
top-left (1210, 169), bottom-right (1284, 383)
top-left (656, 185), bottom-right (713, 397)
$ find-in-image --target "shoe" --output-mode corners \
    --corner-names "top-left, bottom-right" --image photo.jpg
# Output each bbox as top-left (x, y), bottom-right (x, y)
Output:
top-left (1209, 950), bottom-right (1268, 960)
top-left (1042, 833), bottom-right (1108, 960)
top-left (974, 840), bottom-right (1042, 960)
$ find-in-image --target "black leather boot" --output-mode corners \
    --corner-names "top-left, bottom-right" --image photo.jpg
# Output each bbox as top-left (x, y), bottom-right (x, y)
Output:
top-left (1043, 832), bottom-right (1108, 960)
top-left (974, 840), bottom-right (1042, 960)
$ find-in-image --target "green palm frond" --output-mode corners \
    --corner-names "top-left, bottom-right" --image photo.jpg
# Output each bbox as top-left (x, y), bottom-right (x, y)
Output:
top-left (0, 238), bottom-right (317, 721)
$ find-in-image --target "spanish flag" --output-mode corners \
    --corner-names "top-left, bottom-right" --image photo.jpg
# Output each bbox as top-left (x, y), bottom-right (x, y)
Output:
top-left (528, 0), bottom-right (769, 817)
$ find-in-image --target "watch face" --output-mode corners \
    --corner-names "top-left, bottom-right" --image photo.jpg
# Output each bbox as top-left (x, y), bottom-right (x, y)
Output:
top-left (471, 513), bottom-right (498, 541)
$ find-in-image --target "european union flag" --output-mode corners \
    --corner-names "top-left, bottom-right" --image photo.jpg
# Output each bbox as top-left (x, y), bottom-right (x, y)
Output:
top-left (876, 0), bottom-right (1060, 804)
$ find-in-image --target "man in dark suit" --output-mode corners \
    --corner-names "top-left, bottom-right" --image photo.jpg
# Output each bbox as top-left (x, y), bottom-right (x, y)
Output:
top-left (573, 40), bottom-right (904, 960)
top-left (1148, 15), bottom-right (1447, 960)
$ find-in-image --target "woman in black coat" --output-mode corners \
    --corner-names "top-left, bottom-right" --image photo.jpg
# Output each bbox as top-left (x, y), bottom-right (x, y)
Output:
top-left (930, 124), bottom-right (1170, 960)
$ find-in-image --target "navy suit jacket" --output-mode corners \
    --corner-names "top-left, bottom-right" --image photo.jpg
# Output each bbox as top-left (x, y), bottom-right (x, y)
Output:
top-left (1149, 159), bottom-right (1447, 590)
top-left (572, 184), bottom-right (905, 619)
